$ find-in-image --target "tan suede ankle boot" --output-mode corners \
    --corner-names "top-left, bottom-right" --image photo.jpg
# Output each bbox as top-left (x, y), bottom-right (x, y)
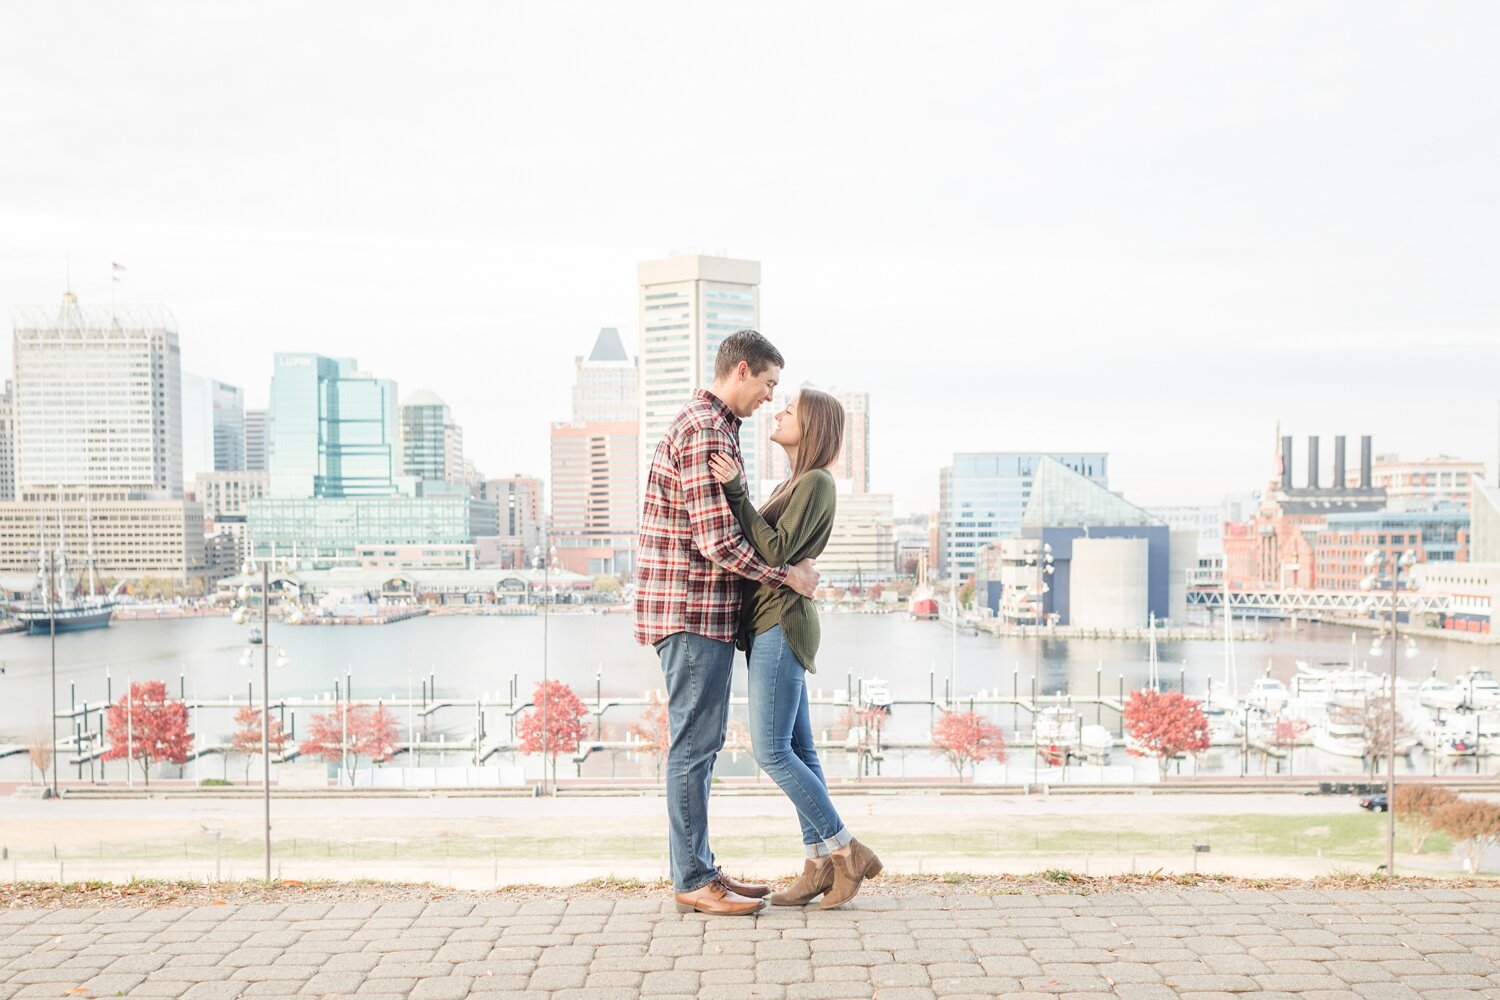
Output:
top-left (770, 857), bottom-right (835, 906)
top-left (820, 839), bottom-right (883, 909)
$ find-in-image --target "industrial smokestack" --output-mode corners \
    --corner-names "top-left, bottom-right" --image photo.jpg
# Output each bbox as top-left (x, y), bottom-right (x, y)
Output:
top-left (1360, 435), bottom-right (1373, 490)
top-left (1307, 436), bottom-right (1320, 490)
top-left (1334, 436), bottom-right (1347, 490)
top-left (1281, 436), bottom-right (1294, 490)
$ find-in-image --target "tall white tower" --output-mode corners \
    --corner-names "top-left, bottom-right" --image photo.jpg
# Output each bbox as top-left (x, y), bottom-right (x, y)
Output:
top-left (636, 253), bottom-right (761, 499)
top-left (12, 293), bottom-right (183, 497)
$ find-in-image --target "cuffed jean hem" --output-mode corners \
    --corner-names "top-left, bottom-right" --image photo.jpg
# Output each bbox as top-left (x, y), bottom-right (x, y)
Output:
top-left (683, 872), bottom-right (722, 893)
top-left (823, 827), bottom-right (853, 853)
top-left (805, 842), bottom-right (830, 859)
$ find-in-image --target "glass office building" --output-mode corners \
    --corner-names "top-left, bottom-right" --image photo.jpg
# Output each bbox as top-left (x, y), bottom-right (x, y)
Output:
top-left (937, 452), bottom-right (1108, 577)
top-left (269, 353), bottom-right (398, 499)
top-left (249, 494), bottom-right (497, 566)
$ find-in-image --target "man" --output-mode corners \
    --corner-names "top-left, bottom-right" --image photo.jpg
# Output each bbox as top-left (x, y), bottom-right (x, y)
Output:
top-left (635, 329), bottom-right (820, 916)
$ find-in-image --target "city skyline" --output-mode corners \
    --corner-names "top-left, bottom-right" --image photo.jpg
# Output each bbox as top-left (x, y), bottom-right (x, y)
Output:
top-left (3, 4), bottom-right (1498, 513)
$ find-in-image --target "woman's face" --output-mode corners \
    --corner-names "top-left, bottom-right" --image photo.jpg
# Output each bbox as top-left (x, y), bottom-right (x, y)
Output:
top-left (770, 394), bottom-right (802, 449)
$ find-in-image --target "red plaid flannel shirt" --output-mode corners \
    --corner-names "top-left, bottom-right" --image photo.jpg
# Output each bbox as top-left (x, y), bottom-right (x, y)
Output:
top-left (634, 390), bottom-right (789, 645)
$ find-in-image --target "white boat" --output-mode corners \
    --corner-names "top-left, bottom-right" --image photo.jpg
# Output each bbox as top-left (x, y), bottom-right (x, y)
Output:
top-left (861, 678), bottom-right (892, 711)
top-left (1327, 669), bottom-right (1381, 708)
top-left (1420, 720), bottom-right (1477, 757)
top-left (1246, 677), bottom-right (1290, 714)
top-left (1292, 665), bottom-right (1332, 702)
top-left (1458, 669), bottom-right (1500, 709)
top-left (1472, 712), bottom-right (1500, 755)
top-left (1313, 728), bottom-right (1367, 757)
top-left (1203, 706), bottom-right (1240, 745)
top-left (1244, 712), bottom-right (1290, 757)
top-left (1078, 724), bottom-right (1113, 763)
top-left (1418, 677), bottom-right (1464, 711)
top-left (1033, 706), bottom-right (1079, 765)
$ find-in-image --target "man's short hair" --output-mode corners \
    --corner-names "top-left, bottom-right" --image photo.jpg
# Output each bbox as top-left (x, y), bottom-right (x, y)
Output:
top-left (713, 329), bottom-right (784, 380)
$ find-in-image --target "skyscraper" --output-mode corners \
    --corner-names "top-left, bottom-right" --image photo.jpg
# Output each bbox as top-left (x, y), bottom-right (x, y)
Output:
top-left (573, 327), bottom-right (637, 422)
top-left (268, 354), bottom-right (398, 499)
top-left (244, 409), bottom-right (269, 472)
top-left (0, 382), bottom-right (14, 502)
top-left (552, 328), bottom-right (639, 576)
top-left (477, 474), bottom-right (545, 567)
top-left (0, 294), bottom-right (206, 582)
top-left (637, 253), bottom-right (761, 499)
top-left (182, 373), bottom-right (246, 487)
top-left (12, 293), bottom-right (183, 497)
top-left (399, 390), bottom-right (464, 485)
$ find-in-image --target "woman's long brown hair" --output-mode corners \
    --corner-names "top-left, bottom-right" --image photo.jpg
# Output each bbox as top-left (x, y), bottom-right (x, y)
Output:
top-left (760, 388), bottom-right (845, 524)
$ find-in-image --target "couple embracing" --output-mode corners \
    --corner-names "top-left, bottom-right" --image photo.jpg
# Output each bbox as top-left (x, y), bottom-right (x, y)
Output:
top-left (634, 329), bottom-right (883, 916)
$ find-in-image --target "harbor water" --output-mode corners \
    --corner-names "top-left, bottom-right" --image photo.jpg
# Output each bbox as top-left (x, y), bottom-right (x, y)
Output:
top-left (3, 612), bottom-right (1499, 783)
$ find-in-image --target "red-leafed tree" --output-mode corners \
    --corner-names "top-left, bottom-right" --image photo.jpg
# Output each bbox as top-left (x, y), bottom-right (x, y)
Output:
top-left (231, 705), bottom-right (289, 784)
top-left (517, 680), bottom-right (590, 784)
top-left (1271, 717), bottom-right (1311, 775)
top-left (102, 680), bottom-right (193, 786)
top-left (932, 710), bottom-right (1007, 780)
top-left (1124, 689), bottom-right (1210, 779)
top-left (297, 703), bottom-right (400, 783)
top-left (627, 691), bottom-right (671, 780)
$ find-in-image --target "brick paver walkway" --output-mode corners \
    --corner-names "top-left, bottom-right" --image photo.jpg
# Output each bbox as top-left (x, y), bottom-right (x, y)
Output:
top-left (3, 888), bottom-right (1500, 999)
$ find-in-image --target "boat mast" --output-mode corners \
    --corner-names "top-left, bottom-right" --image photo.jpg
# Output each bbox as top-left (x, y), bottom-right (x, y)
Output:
top-left (84, 490), bottom-right (99, 599)
top-left (1148, 611), bottom-right (1159, 690)
top-left (1223, 573), bottom-right (1236, 699)
top-left (55, 487), bottom-right (70, 601)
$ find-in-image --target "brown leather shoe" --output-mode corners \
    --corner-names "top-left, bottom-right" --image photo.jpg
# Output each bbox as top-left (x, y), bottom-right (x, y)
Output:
top-left (820, 838), bottom-right (883, 909)
top-left (715, 865), bottom-right (770, 899)
top-left (674, 877), bottom-right (767, 916)
top-left (770, 857), bottom-right (835, 906)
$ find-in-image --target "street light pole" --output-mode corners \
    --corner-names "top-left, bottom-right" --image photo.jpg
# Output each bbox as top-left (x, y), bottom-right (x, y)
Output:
top-left (48, 549), bottom-right (59, 799)
top-left (1386, 565), bottom-right (1397, 874)
top-left (261, 560), bottom-right (271, 882)
top-left (1364, 548), bottom-right (1416, 877)
top-left (535, 540), bottom-right (556, 794)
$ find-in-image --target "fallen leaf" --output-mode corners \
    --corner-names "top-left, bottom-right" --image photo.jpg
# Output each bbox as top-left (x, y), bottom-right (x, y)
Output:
top-left (65, 989), bottom-right (88, 996)
top-left (211, 900), bottom-right (227, 906)
top-left (281, 880), bottom-right (305, 887)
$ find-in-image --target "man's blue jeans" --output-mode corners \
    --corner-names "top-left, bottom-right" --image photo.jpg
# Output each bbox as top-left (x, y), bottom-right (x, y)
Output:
top-left (655, 630), bottom-right (735, 893)
top-left (747, 625), bottom-right (852, 854)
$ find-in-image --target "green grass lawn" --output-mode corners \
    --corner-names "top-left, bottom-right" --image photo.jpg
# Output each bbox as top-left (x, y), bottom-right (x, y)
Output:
top-left (40, 812), bottom-right (1455, 866)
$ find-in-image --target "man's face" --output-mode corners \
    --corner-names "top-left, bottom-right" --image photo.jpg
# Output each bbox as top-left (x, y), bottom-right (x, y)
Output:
top-left (728, 362), bottom-right (780, 419)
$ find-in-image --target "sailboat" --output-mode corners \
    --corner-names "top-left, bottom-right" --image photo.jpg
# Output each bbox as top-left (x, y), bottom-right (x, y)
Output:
top-left (12, 492), bottom-right (115, 634)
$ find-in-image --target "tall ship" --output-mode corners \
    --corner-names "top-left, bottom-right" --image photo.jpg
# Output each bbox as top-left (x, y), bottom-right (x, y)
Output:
top-left (11, 501), bottom-right (116, 634)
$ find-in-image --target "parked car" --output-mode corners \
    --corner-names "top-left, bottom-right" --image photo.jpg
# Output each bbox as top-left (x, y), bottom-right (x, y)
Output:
top-left (1359, 794), bottom-right (1389, 812)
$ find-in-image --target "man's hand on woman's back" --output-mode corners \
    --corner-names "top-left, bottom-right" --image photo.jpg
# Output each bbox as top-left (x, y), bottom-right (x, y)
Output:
top-left (786, 558), bottom-right (819, 598)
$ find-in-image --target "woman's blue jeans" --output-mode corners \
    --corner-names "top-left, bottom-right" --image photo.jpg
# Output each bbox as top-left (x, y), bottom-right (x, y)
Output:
top-left (747, 625), bottom-right (852, 854)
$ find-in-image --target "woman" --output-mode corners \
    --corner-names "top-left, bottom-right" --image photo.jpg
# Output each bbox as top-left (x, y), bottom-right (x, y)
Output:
top-left (708, 388), bottom-right (883, 909)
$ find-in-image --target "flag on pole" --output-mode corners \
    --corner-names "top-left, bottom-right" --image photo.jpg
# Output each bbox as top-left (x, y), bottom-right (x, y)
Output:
top-left (111, 261), bottom-right (125, 284)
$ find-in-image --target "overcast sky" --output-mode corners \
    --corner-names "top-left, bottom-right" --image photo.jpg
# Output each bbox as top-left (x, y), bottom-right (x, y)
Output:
top-left (3, 2), bottom-right (1497, 514)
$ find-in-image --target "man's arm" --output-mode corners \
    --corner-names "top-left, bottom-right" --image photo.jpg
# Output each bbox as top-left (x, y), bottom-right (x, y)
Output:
top-left (678, 425), bottom-right (789, 588)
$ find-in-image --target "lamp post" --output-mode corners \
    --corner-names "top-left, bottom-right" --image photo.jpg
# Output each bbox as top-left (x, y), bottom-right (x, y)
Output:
top-left (949, 561), bottom-right (958, 703)
top-left (1361, 548), bottom-right (1418, 876)
top-left (533, 540), bottom-right (559, 794)
top-left (46, 548), bottom-right (59, 799)
top-left (1027, 541), bottom-right (1055, 720)
top-left (233, 558), bottom-right (299, 881)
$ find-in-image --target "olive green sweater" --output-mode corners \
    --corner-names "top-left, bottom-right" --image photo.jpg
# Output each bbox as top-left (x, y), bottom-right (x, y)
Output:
top-left (724, 468), bottom-right (837, 673)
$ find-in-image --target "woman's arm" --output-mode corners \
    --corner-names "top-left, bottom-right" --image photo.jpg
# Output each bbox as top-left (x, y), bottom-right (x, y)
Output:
top-left (719, 469), bottom-right (835, 567)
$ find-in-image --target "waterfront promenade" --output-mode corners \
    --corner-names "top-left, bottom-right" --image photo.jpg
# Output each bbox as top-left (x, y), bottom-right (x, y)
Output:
top-left (4, 881), bottom-right (1500, 999)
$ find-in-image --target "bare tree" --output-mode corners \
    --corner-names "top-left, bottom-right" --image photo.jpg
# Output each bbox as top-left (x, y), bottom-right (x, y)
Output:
top-left (27, 727), bottom-right (53, 786)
